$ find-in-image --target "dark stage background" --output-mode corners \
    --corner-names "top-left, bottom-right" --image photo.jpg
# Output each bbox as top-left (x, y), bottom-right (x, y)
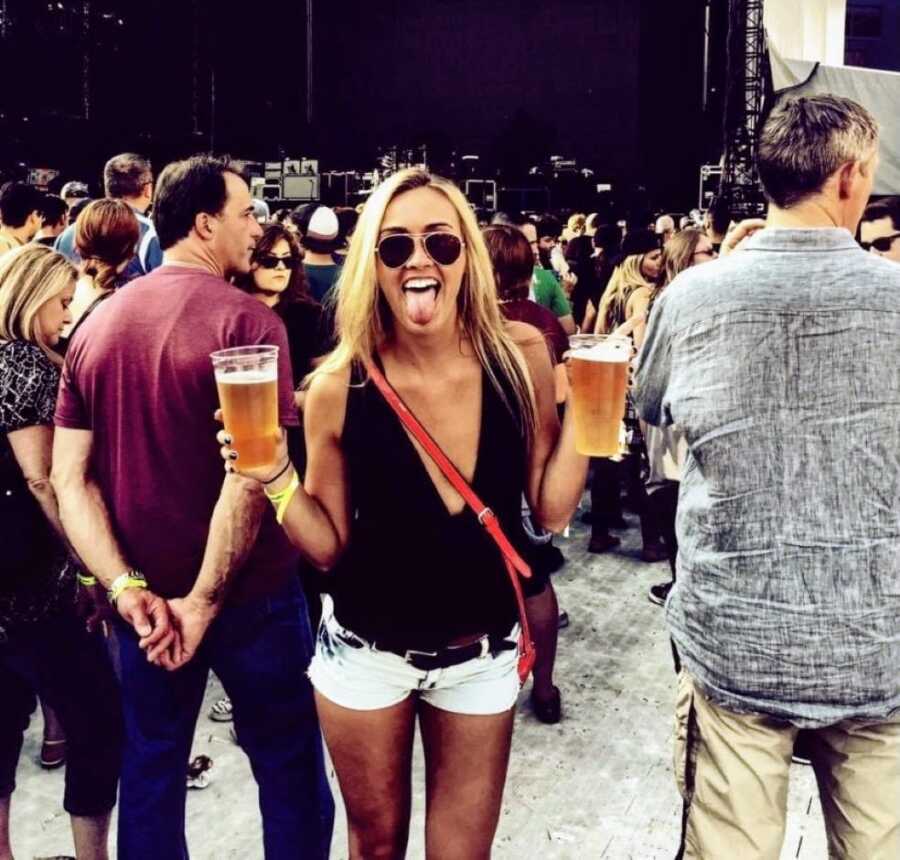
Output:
top-left (0, 0), bottom-right (716, 210)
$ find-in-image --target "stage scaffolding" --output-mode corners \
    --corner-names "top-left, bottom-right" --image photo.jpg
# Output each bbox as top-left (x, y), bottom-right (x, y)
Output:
top-left (721, 0), bottom-right (770, 217)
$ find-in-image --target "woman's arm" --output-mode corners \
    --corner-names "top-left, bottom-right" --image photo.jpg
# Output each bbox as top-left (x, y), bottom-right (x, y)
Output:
top-left (581, 299), bottom-right (597, 335)
top-left (625, 286), bottom-right (652, 350)
top-left (553, 364), bottom-right (569, 406)
top-left (226, 368), bottom-right (352, 570)
top-left (8, 425), bottom-right (67, 541)
top-left (510, 323), bottom-right (589, 532)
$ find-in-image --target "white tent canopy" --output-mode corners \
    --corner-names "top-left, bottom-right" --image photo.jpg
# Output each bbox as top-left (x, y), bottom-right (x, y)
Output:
top-left (770, 50), bottom-right (900, 195)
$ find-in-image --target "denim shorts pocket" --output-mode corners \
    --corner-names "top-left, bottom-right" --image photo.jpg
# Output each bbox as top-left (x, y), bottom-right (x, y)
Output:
top-left (674, 671), bottom-right (698, 803)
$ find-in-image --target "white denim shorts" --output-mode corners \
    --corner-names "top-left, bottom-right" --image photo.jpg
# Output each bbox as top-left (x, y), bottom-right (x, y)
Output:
top-left (307, 597), bottom-right (521, 715)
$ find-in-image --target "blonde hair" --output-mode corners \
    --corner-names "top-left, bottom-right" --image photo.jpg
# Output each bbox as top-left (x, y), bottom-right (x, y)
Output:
top-left (311, 168), bottom-right (537, 439)
top-left (0, 244), bottom-right (76, 365)
top-left (661, 228), bottom-right (705, 287)
top-left (595, 255), bottom-right (655, 333)
top-left (565, 213), bottom-right (586, 239)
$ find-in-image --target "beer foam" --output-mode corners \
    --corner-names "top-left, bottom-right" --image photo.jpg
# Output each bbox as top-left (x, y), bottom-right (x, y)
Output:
top-left (573, 340), bottom-right (630, 363)
top-left (215, 369), bottom-right (277, 384)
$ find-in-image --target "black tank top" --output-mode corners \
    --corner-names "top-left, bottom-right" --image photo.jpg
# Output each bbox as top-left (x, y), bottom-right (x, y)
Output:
top-left (329, 361), bottom-right (530, 650)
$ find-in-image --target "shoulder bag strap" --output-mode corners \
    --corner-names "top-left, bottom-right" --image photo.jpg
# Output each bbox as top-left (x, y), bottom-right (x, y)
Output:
top-left (364, 360), bottom-right (535, 649)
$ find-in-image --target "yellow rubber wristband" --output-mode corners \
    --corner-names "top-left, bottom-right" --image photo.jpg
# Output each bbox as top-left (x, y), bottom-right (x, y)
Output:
top-left (109, 575), bottom-right (148, 605)
top-left (265, 471), bottom-right (300, 525)
top-left (263, 464), bottom-right (296, 500)
top-left (77, 574), bottom-right (98, 587)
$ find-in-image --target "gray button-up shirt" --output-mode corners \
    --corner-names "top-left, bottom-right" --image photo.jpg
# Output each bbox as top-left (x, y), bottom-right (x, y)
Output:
top-left (634, 227), bottom-right (900, 727)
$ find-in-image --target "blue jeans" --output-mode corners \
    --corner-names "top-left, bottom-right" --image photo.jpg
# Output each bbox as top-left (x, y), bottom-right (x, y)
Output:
top-left (115, 576), bottom-right (334, 860)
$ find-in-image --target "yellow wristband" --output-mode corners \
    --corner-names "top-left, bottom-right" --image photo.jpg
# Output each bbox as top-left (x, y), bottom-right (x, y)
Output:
top-left (77, 574), bottom-right (98, 587)
top-left (265, 471), bottom-right (300, 525)
top-left (264, 464), bottom-right (296, 500)
top-left (108, 572), bottom-right (148, 605)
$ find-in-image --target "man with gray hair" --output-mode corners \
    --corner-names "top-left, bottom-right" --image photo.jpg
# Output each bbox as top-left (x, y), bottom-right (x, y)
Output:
top-left (636, 94), bottom-right (900, 859)
top-left (55, 152), bottom-right (163, 281)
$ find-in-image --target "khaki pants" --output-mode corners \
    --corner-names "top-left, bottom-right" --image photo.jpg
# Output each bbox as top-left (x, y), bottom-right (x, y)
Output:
top-left (674, 672), bottom-right (900, 860)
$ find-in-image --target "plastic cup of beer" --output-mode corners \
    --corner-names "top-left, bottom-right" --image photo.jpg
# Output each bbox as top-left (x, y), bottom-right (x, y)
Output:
top-left (567, 334), bottom-right (631, 457)
top-left (210, 345), bottom-right (280, 471)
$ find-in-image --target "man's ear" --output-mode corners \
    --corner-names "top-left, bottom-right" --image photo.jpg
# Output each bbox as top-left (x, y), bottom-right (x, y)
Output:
top-left (836, 161), bottom-right (857, 201)
top-left (194, 211), bottom-right (215, 239)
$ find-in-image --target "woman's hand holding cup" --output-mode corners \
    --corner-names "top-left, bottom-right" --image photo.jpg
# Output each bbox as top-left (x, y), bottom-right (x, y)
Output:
top-left (214, 408), bottom-right (290, 485)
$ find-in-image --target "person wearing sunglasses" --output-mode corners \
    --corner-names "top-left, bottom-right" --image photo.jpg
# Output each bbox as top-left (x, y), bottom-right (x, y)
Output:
top-left (235, 224), bottom-right (335, 395)
top-left (859, 196), bottom-right (900, 263)
top-left (218, 168), bottom-right (589, 859)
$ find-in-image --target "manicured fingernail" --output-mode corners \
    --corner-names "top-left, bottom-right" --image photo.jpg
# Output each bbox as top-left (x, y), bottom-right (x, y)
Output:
top-left (229, 451), bottom-right (238, 460)
top-left (224, 435), bottom-right (232, 444)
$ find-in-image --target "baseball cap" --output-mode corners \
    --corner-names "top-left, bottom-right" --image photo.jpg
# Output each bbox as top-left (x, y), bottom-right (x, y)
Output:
top-left (251, 198), bottom-right (270, 223)
top-left (292, 203), bottom-right (340, 253)
top-left (60, 181), bottom-right (89, 200)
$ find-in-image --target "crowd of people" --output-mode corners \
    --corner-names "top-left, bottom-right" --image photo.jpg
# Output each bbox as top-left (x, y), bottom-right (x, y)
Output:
top-left (0, 91), bottom-right (898, 860)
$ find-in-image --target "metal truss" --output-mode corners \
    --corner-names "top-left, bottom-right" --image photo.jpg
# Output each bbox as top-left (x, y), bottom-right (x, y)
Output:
top-left (721, 0), bottom-right (768, 216)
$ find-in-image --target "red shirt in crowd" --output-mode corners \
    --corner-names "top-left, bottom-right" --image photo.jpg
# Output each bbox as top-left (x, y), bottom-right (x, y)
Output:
top-left (55, 265), bottom-right (300, 604)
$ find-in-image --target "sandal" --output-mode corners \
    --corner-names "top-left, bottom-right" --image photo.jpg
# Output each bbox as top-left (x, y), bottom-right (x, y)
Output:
top-left (208, 697), bottom-right (233, 722)
top-left (40, 738), bottom-right (67, 770)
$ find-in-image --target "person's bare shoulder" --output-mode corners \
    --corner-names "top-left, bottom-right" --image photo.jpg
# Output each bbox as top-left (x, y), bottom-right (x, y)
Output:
top-left (504, 320), bottom-right (554, 378)
top-left (505, 319), bottom-right (546, 352)
top-left (305, 365), bottom-right (353, 438)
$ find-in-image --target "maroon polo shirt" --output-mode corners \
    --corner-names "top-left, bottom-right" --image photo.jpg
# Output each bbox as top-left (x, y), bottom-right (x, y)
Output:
top-left (55, 265), bottom-right (300, 603)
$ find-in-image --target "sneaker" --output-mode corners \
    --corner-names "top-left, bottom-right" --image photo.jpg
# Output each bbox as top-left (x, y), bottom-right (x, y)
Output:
top-left (648, 581), bottom-right (673, 606)
top-left (557, 611), bottom-right (570, 630)
top-left (186, 755), bottom-right (213, 790)
top-left (587, 534), bottom-right (621, 553)
top-left (208, 697), bottom-right (233, 723)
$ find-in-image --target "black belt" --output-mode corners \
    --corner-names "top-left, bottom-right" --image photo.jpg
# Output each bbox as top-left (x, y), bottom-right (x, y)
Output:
top-left (333, 629), bottom-right (516, 672)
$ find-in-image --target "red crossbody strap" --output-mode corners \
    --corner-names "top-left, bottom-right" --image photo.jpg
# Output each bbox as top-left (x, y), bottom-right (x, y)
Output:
top-left (365, 361), bottom-right (533, 579)
top-left (364, 361), bottom-right (535, 655)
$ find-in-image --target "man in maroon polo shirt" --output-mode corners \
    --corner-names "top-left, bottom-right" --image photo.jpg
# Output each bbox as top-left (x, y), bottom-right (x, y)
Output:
top-left (51, 156), bottom-right (333, 859)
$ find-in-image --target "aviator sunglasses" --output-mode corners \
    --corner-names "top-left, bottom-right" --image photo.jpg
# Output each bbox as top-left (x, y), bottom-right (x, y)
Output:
top-left (376, 232), bottom-right (465, 268)
top-left (860, 232), bottom-right (900, 253)
top-left (257, 254), bottom-right (300, 270)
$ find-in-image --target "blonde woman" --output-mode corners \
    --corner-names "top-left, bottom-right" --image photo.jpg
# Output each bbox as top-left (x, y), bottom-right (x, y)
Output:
top-left (563, 212), bottom-right (586, 242)
top-left (593, 230), bottom-right (663, 341)
top-left (644, 228), bottom-right (716, 609)
top-left (589, 230), bottom-right (667, 562)
top-left (220, 168), bottom-right (588, 857)
top-left (0, 245), bottom-right (121, 860)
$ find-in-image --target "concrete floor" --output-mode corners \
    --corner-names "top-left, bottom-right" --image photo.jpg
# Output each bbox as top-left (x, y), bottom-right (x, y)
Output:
top-left (10, 510), bottom-right (829, 859)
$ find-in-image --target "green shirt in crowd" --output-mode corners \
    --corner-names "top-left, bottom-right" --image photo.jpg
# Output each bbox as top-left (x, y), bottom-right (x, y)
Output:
top-left (530, 267), bottom-right (571, 318)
